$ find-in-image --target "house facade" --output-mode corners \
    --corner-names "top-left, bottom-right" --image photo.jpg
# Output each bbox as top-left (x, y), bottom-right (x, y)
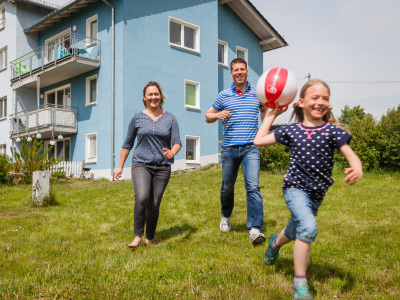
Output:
top-left (4, 0), bottom-right (287, 180)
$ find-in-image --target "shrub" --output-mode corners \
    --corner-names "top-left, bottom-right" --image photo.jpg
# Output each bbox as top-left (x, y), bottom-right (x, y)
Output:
top-left (51, 170), bottom-right (67, 179)
top-left (259, 143), bottom-right (290, 172)
top-left (0, 153), bottom-right (12, 184)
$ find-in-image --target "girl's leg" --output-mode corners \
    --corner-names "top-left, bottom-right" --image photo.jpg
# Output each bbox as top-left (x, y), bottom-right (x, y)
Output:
top-left (144, 165), bottom-right (171, 241)
top-left (275, 228), bottom-right (291, 247)
top-left (293, 239), bottom-right (311, 276)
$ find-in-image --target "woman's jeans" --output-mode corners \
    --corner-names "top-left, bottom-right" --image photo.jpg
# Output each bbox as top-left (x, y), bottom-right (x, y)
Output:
top-left (283, 188), bottom-right (323, 243)
top-left (131, 163), bottom-right (171, 240)
top-left (220, 144), bottom-right (264, 231)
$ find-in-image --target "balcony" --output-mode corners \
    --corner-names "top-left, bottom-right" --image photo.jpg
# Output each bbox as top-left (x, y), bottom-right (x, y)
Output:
top-left (10, 33), bottom-right (100, 89)
top-left (9, 105), bottom-right (77, 139)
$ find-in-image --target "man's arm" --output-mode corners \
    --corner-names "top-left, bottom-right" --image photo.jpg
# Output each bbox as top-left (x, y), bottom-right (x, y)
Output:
top-left (205, 107), bottom-right (232, 123)
top-left (260, 106), bottom-right (268, 121)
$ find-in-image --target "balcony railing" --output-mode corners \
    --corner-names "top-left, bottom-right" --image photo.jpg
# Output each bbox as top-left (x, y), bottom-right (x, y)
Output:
top-left (10, 33), bottom-right (100, 83)
top-left (9, 105), bottom-right (78, 139)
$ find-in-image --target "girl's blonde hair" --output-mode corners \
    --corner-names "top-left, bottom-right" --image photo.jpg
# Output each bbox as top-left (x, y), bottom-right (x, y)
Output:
top-left (142, 81), bottom-right (166, 109)
top-left (290, 79), bottom-right (339, 125)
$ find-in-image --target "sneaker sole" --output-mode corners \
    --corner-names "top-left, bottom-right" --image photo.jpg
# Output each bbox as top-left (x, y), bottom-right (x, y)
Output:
top-left (251, 235), bottom-right (266, 244)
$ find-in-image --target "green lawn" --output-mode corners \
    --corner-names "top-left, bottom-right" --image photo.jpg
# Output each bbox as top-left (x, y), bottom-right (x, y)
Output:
top-left (1, 165), bottom-right (399, 299)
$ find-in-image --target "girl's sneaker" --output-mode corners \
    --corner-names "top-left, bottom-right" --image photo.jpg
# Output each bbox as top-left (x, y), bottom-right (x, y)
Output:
top-left (292, 283), bottom-right (313, 300)
top-left (264, 234), bottom-right (279, 265)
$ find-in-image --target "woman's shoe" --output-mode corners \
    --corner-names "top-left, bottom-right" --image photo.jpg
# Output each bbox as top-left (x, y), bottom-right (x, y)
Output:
top-left (127, 237), bottom-right (142, 248)
top-left (145, 239), bottom-right (153, 246)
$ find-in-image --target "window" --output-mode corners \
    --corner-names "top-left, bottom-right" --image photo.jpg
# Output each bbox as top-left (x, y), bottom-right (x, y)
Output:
top-left (236, 46), bottom-right (248, 62)
top-left (0, 46), bottom-right (7, 70)
top-left (45, 85), bottom-right (71, 108)
top-left (0, 96), bottom-right (6, 119)
top-left (169, 17), bottom-right (200, 53)
top-left (45, 139), bottom-right (70, 161)
top-left (86, 15), bottom-right (98, 45)
top-left (185, 135), bottom-right (200, 163)
top-left (45, 29), bottom-right (71, 63)
top-left (184, 80), bottom-right (200, 109)
top-left (0, 4), bottom-right (5, 30)
top-left (86, 133), bottom-right (97, 163)
top-left (86, 75), bottom-right (97, 106)
top-left (0, 144), bottom-right (6, 154)
top-left (218, 40), bottom-right (228, 66)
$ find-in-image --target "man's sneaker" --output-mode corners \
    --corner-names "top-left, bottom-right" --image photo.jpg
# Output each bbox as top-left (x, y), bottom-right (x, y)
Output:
top-left (292, 283), bottom-right (313, 300)
top-left (264, 233), bottom-right (279, 265)
top-left (220, 216), bottom-right (231, 232)
top-left (248, 228), bottom-right (266, 244)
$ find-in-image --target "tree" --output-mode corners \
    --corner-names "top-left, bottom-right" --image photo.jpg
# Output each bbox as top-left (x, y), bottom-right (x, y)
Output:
top-left (338, 105), bottom-right (366, 126)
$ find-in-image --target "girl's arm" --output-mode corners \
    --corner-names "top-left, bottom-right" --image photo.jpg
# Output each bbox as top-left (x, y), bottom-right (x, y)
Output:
top-left (254, 107), bottom-right (286, 146)
top-left (339, 143), bottom-right (363, 185)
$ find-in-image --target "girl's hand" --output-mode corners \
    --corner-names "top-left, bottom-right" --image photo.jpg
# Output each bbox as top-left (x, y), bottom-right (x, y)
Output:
top-left (163, 148), bottom-right (175, 159)
top-left (344, 167), bottom-right (363, 185)
top-left (263, 105), bottom-right (288, 122)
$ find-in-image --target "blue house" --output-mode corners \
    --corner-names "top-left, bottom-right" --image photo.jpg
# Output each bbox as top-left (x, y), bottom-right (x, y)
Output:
top-left (6, 0), bottom-right (287, 179)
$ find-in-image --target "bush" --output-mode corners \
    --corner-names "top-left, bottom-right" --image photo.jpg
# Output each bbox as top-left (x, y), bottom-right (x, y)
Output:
top-left (259, 143), bottom-right (290, 172)
top-left (11, 140), bottom-right (61, 184)
top-left (51, 170), bottom-right (67, 179)
top-left (0, 153), bottom-right (12, 184)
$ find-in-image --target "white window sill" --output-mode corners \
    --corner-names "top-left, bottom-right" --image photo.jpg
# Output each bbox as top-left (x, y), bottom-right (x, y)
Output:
top-left (185, 105), bottom-right (200, 111)
top-left (85, 102), bottom-right (97, 107)
top-left (218, 62), bottom-right (228, 68)
top-left (169, 43), bottom-right (200, 55)
top-left (86, 159), bottom-right (97, 164)
top-left (186, 160), bottom-right (200, 164)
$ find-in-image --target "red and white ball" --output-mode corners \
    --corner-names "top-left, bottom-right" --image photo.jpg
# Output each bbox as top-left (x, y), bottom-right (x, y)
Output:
top-left (256, 67), bottom-right (297, 109)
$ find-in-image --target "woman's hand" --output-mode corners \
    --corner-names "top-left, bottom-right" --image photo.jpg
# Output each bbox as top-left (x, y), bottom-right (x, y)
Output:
top-left (114, 167), bottom-right (123, 180)
top-left (163, 148), bottom-right (175, 159)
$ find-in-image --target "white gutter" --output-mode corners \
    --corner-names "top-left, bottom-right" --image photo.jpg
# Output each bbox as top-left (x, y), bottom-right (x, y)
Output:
top-left (102, 0), bottom-right (115, 179)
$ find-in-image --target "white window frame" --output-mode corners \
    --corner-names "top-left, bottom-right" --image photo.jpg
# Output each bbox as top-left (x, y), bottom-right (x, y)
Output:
top-left (0, 96), bottom-right (6, 120)
top-left (86, 14), bottom-right (98, 46)
top-left (0, 45), bottom-right (7, 71)
top-left (0, 144), bottom-right (6, 155)
top-left (168, 16), bottom-right (200, 53)
top-left (185, 135), bottom-right (200, 164)
top-left (184, 80), bottom-right (200, 110)
top-left (218, 40), bottom-right (228, 67)
top-left (86, 75), bottom-right (97, 106)
top-left (44, 83), bottom-right (71, 108)
top-left (0, 4), bottom-right (5, 30)
top-left (45, 28), bottom-right (71, 64)
top-left (44, 138), bottom-right (70, 161)
top-left (236, 46), bottom-right (248, 63)
top-left (86, 133), bottom-right (97, 163)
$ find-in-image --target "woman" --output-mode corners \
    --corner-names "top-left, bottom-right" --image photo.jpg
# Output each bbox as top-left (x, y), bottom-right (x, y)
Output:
top-left (114, 81), bottom-right (181, 248)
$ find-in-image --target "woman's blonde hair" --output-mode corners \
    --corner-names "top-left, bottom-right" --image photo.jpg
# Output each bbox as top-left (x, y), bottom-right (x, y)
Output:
top-left (290, 79), bottom-right (339, 125)
top-left (142, 81), bottom-right (166, 108)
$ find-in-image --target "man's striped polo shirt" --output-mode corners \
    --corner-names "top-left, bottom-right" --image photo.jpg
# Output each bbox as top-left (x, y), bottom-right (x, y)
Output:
top-left (212, 82), bottom-right (263, 147)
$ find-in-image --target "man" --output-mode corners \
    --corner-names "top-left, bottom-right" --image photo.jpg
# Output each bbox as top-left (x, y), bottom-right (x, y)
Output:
top-left (205, 58), bottom-right (267, 244)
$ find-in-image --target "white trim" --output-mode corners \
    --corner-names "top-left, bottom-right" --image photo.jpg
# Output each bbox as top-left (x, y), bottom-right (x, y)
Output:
top-left (86, 14), bottom-right (98, 46)
top-left (85, 133), bottom-right (97, 163)
top-left (236, 46), bottom-right (248, 63)
top-left (185, 135), bottom-right (200, 164)
top-left (218, 40), bottom-right (228, 67)
top-left (168, 16), bottom-right (200, 53)
top-left (0, 95), bottom-right (6, 120)
top-left (0, 4), bottom-right (5, 30)
top-left (184, 79), bottom-right (200, 110)
top-left (44, 83), bottom-right (71, 108)
top-left (85, 75), bottom-right (97, 106)
top-left (0, 45), bottom-right (7, 71)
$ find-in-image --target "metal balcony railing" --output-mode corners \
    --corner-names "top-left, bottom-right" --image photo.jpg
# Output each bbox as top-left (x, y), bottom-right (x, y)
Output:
top-left (9, 105), bottom-right (77, 137)
top-left (10, 33), bottom-right (100, 81)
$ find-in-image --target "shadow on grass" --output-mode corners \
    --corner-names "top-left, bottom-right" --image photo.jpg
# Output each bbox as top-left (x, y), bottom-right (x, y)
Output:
top-left (156, 223), bottom-right (197, 242)
top-left (274, 257), bottom-right (356, 294)
top-left (230, 219), bottom-right (278, 233)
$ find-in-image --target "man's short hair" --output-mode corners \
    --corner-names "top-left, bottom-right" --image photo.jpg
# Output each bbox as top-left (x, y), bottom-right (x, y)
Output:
top-left (230, 58), bottom-right (247, 71)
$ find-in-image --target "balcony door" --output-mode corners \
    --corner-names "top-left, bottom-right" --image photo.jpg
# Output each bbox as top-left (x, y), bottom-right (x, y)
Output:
top-left (45, 138), bottom-right (70, 161)
top-left (45, 84), bottom-right (71, 109)
top-left (45, 29), bottom-right (71, 64)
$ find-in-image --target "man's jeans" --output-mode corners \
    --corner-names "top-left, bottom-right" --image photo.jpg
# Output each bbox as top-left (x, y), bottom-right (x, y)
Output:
top-left (220, 144), bottom-right (263, 231)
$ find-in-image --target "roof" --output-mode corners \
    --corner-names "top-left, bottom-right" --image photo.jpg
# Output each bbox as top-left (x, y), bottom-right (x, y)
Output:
top-left (23, 0), bottom-right (288, 52)
top-left (219, 0), bottom-right (288, 51)
top-left (9, 0), bottom-right (60, 11)
top-left (24, 0), bottom-right (98, 33)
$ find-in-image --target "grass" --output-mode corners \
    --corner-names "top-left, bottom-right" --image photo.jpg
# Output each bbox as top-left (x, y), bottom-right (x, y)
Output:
top-left (1, 165), bottom-right (400, 299)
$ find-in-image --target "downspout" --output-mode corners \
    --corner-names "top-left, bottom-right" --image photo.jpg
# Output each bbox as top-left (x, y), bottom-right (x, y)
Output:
top-left (102, 0), bottom-right (115, 179)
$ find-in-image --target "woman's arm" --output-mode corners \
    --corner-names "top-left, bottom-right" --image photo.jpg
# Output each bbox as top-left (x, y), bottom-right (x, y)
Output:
top-left (114, 148), bottom-right (130, 179)
top-left (339, 143), bottom-right (363, 185)
top-left (163, 144), bottom-right (181, 159)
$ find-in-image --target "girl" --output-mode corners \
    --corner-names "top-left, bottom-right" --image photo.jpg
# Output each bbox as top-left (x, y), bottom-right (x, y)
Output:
top-left (253, 79), bottom-right (362, 300)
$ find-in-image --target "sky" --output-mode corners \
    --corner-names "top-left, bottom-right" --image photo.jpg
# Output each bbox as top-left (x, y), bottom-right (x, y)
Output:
top-left (46, 0), bottom-right (400, 123)
top-left (251, 0), bottom-right (400, 123)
